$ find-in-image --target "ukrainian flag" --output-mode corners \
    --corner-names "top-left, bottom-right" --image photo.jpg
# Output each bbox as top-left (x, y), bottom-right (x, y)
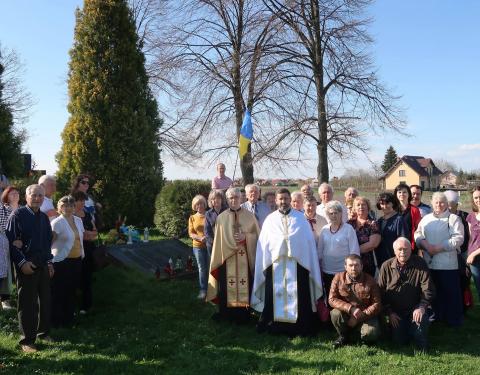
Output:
top-left (239, 109), bottom-right (253, 160)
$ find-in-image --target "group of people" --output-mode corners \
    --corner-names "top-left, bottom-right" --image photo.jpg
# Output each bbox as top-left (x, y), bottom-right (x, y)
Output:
top-left (187, 163), bottom-right (480, 351)
top-left (0, 173), bottom-right (101, 353)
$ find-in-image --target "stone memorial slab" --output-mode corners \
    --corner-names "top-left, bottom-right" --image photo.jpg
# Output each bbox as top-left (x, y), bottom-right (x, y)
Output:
top-left (107, 239), bottom-right (195, 279)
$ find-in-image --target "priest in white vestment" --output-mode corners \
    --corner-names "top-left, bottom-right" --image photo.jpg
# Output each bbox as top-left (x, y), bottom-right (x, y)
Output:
top-left (251, 188), bottom-right (323, 336)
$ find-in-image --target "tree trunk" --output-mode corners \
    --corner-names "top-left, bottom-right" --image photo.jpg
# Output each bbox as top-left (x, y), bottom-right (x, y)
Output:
top-left (236, 107), bottom-right (254, 185)
top-left (312, 0), bottom-right (328, 184)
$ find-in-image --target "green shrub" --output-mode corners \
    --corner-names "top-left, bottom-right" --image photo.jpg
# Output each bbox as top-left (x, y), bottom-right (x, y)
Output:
top-left (8, 174), bottom-right (42, 205)
top-left (154, 180), bottom-right (211, 237)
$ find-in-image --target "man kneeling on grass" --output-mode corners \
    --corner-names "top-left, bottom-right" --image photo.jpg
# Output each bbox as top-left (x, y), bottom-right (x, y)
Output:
top-left (377, 237), bottom-right (435, 352)
top-left (329, 254), bottom-right (381, 348)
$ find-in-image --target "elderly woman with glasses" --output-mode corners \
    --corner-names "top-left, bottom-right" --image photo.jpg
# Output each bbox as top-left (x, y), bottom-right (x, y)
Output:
top-left (375, 192), bottom-right (407, 269)
top-left (318, 200), bottom-right (360, 300)
top-left (415, 192), bottom-right (464, 327)
top-left (50, 196), bottom-right (85, 327)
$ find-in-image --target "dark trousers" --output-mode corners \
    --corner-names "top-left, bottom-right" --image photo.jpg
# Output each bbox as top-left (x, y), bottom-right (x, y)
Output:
top-left (81, 243), bottom-right (95, 311)
top-left (431, 269), bottom-right (463, 326)
top-left (391, 311), bottom-right (429, 349)
top-left (322, 273), bottom-right (335, 307)
top-left (16, 265), bottom-right (51, 345)
top-left (330, 309), bottom-right (380, 343)
top-left (51, 258), bottom-right (82, 328)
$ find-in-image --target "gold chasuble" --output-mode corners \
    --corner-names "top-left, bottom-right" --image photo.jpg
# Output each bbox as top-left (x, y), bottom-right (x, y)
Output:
top-left (206, 209), bottom-right (260, 306)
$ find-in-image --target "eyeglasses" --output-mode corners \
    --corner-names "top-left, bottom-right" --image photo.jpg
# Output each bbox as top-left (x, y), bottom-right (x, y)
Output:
top-left (80, 180), bottom-right (89, 185)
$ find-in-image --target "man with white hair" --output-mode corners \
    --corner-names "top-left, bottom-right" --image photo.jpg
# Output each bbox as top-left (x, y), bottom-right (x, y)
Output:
top-left (344, 187), bottom-right (359, 203)
top-left (291, 191), bottom-right (304, 212)
top-left (378, 237), bottom-right (435, 351)
top-left (6, 184), bottom-right (54, 353)
top-left (316, 183), bottom-right (347, 223)
top-left (39, 175), bottom-right (58, 220)
top-left (241, 184), bottom-right (270, 228)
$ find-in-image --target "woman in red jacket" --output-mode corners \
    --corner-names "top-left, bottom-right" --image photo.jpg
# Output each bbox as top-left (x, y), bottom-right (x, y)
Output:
top-left (394, 183), bottom-right (421, 252)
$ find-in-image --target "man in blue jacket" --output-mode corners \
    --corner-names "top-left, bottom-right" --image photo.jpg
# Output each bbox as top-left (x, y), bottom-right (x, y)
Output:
top-left (6, 184), bottom-right (54, 353)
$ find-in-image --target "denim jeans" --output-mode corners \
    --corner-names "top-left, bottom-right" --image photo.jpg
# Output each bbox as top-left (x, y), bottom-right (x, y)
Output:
top-left (192, 247), bottom-right (210, 292)
top-left (469, 263), bottom-right (480, 299)
top-left (391, 311), bottom-right (429, 349)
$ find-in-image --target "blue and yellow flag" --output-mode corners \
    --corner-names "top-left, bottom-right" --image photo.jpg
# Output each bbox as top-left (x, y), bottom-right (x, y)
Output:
top-left (239, 109), bottom-right (253, 160)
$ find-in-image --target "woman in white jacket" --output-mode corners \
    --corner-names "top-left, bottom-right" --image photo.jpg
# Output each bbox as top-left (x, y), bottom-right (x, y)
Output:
top-left (415, 192), bottom-right (464, 326)
top-left (50, 196), bottom-right (85, 328)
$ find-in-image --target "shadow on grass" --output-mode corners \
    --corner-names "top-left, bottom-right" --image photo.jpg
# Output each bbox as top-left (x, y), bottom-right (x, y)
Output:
top-left (2, 266), bottom-right (480, 374)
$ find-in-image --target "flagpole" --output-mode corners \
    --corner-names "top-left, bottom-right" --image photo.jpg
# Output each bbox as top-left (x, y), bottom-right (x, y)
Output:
top-left (232, 148), bottom-right (239, 186)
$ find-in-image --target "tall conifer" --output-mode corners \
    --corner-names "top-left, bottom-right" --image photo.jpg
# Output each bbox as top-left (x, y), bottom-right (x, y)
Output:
top-left (57, 0), bottom-right (163, 226)
top-left (381, 145), bottom-right (398, 173)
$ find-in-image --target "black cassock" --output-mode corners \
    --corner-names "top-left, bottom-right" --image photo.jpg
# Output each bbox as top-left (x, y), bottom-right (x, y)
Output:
top-left (256, 264), bottom-right (317, 337)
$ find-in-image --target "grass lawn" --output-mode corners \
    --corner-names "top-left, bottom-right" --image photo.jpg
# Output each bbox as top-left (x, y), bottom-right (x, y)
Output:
top-left (1, 264), bottom-right (480, 374)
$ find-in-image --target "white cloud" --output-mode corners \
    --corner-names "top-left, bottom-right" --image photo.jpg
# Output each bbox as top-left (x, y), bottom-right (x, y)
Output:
top-left (458, 144), bottom-right (480, 152)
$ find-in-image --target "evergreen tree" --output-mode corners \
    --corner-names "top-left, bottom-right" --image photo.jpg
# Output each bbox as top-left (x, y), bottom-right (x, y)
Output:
top-left (56, 0), bottom-right (163, 226)
top-left (0, 56), bottom-right (24, 177)
top-left (381, 146), bottom-right (398, 173)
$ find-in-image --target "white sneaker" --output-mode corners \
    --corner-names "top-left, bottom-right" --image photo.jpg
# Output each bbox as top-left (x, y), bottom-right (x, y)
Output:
top-left (79, 310), bottom-right (87, 315)
top-left (197, 291), bottom-right (206, 300)
top-left (1, 301), bottom-right (14, 310)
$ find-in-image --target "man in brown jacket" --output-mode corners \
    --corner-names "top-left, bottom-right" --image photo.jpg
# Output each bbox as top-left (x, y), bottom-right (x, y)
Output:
top-left (378, 237), bottom-right (435, 351)
top-left (329, 254), bottom-right (382, 348)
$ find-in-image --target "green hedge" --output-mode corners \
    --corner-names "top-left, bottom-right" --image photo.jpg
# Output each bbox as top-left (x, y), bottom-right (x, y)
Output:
top-left (154, 180), bottom-right (211, 237)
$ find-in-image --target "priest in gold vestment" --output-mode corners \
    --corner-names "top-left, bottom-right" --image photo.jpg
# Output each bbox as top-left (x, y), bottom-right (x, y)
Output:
top-left (207, 187), bottom-right (260, 323)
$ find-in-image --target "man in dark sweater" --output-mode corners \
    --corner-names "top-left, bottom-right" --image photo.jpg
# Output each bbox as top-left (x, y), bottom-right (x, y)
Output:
top-left (6, 184), bottom-right (54, 353)
top-left (378, 237), bottom-right (435, 351)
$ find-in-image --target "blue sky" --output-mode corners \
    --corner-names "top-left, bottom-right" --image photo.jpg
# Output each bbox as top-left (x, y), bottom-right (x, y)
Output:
top-left (0, 1), bottom-right (479, 180)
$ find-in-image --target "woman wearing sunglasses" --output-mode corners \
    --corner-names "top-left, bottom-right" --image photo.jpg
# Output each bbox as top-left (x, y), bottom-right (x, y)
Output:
top-left (71, 174), bottom-right (103, 230)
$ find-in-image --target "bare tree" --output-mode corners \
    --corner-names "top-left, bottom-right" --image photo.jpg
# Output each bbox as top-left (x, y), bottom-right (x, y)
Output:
top-left (130, 0), bottom-right (304, 184)
top-left (263, 0), bottom-right (406, 183)
top-left (435, 158), bottom-right (457, 174)
top-left (0, 45), bottom-right (34, 125)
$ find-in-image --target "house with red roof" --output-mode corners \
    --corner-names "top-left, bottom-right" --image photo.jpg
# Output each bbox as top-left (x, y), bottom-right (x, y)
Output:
top-left (380, 155), bottom-right (443, 191)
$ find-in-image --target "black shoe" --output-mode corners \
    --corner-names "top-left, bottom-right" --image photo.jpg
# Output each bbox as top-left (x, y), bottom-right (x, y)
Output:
top-left (333, 335), bottom-right (347, 349)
